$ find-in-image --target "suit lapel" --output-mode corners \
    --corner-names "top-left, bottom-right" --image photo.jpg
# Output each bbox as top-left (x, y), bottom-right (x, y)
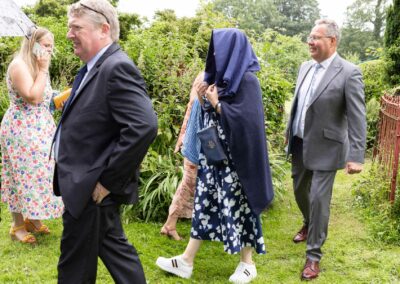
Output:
top-left (289, 61), bottom-right (313, 125)
top-left (294, 61), bottom-right (313, 99)
top-left (308, 55), bottom-right (343, 106)
top-left (61, 43), bottom-right (121, 119)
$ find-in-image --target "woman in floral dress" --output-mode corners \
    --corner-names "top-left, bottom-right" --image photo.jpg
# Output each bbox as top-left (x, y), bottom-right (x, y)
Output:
top-left (156, 28), bottom-right (274, 283)
top-left (1, 27), bottom-right (64, 244)
top-left (160, 72), bottom-right (203, 241)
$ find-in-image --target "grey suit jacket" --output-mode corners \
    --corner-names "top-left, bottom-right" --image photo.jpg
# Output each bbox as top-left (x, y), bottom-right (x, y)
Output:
top-left (287, 55), bottom-right (366, 171)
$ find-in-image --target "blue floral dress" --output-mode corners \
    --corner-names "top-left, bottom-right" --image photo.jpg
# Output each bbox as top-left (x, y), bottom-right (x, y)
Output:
top-left (191, 111), bottom-right (265, 254)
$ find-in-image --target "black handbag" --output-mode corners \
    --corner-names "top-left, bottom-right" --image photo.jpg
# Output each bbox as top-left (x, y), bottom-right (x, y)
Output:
top-left (197, 124), bottom-right (227, 165)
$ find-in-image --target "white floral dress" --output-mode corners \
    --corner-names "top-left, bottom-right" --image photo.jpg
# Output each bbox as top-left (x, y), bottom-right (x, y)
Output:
top-left (0, 72), bottom-right (64, 219)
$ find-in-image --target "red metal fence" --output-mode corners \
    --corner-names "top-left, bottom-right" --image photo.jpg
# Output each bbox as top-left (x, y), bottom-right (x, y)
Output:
top-left (374, 95), bottom-right (400, 202)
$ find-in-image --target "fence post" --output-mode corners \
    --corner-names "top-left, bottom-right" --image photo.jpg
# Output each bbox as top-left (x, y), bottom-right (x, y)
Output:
top-left (390, 101), bottom-right (400, 202)
top-left (374, 95), bottom-right (400, 203)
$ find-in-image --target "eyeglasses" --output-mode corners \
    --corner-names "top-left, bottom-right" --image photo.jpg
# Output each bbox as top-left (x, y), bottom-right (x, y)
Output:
top-left (307, 36), bottom-right (332, 42)
top-left (80, 3), bottom-right (110, 24)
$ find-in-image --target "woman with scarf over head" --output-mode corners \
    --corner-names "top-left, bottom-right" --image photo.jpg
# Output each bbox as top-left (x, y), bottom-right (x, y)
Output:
top-left (156, 28), bottom-right (274, 284)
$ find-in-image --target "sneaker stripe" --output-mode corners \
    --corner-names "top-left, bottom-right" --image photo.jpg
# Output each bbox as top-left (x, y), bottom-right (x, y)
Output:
top-left (244, 269), bottom-right (250, 276)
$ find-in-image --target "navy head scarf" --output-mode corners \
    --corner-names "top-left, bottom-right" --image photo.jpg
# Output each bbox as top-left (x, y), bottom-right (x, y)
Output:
top-left (204, 28), bottom-right (260, 97)
top-left (201, 28), bottom-right (274, 215)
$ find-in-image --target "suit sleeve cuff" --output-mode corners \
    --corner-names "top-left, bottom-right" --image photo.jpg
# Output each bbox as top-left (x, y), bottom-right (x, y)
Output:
top-left (348, 150), bottom-right (365, 164)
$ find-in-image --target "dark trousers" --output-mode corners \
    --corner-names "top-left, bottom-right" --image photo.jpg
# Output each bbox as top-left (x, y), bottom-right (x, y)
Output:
top-left (291, 137), bottom-right (337, 261)
top-left (57, 199), bottom-right (146, 284)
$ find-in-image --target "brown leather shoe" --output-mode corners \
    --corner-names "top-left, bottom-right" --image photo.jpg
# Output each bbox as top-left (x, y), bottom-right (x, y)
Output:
top-left (293, 225), bottom-right (308, 243)
top-left (301, 259), bottom-right (320, 281)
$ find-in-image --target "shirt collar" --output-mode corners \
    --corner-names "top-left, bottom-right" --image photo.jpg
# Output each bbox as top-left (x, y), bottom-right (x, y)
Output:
top-left (313, 51), bottom-right (337, 69)
top-left (86, 43), bottom-right (112, 72)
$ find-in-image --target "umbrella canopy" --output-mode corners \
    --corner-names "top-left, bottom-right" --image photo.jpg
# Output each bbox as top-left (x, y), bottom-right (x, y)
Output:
top-left (0, 0), bottom-right (35, 37)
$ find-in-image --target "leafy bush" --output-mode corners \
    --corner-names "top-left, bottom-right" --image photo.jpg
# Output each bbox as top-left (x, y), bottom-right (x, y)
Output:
top-left (120, 15), bottom-right (297, 221)
top-left (268, 153), bottom-right (290, 202)
top-left (253, 30), bottom-right (308, 148)
top-left (359, 59), bottom-right (389, 102)
top-left (358, 59), bottom-right (389, 150)
top-left (384, 0), bottom-right (400, 86)
top-left (352, 164), bottom-right (400, 244)
top-left (365, 98), bottom-right (380, 150)
top-left (258, 65), bottom-right (292, 147)
top-left (0, 6), bottom-right (300, 223)
top-left (0, 37), bottom-right (20, 82)
top-left (122, 150), bottom-right (183, 223)
top-left (121, 11), bottom-right (302, 222)
top-left (0, 82), bottom-right (10, 122)
top-left (0, 37), bottom-right (18, 123)
top-left (120, 14), bottom-right (204, 222)
top-left (342, 51), bottom-right (361, 64)
top-left (254, 29), bottom-right (309, 83)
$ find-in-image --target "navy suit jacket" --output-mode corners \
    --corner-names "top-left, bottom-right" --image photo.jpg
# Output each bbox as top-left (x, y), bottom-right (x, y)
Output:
top-left (53, 43), bottom-right (158, 218)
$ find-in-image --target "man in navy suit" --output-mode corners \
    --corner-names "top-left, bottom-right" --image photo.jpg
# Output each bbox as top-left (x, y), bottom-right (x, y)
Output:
top-left (53, 0), bottom-right (157, 283)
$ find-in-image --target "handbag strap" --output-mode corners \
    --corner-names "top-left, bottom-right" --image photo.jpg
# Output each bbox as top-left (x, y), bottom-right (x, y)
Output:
top-left (203, 107), bottom-right (219, 127)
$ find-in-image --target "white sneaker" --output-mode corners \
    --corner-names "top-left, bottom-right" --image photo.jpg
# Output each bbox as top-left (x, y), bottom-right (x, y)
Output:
top-left (156, 255), bottom-right (193, 279)
top-left (229, 262), bottom-right (257, 284)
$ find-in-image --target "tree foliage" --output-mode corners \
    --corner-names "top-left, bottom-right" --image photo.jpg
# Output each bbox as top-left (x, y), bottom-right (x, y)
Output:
top-left (384, 0), bottom-right (400, 85)
top-left (338, 27), bottom-right (380, 62)
top-left (28, 0), bottom-right (68, 18)
top-left (24, 0), bottom-right (120, 19)
top-left (339, 0), bottom-right (389, 61)
top-left (345, 0), bottom-right (388, 40)
top-left (211, 0), bottom-right (319, 37)
top-left (212, 0), bottom-right (282, 33)
top-left (273, 0), bottom-right (320, 38)
top-left (118, 13), bottom-right (142, 41)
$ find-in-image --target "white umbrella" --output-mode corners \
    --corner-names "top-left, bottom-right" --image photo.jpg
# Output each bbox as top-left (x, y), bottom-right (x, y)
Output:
top-left (0, 0), bottom-right (35, 37)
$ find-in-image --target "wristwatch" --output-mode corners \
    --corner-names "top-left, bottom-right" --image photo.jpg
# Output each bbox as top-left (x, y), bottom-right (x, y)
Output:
top-left (215, 101), bottom-right (221, 113)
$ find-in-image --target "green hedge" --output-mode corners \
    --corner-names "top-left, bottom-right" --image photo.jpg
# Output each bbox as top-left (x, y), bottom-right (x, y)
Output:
top-left (352, 165), bottom-right (400, 244)
top-left (0, 7), bottom-right (308, 222)
top-left (359, 59), bottom-right (389, 102)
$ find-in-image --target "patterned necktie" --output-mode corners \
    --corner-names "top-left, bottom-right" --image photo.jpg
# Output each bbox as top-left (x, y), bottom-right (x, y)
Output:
top-left (308, 63), bottom-right (322, 99)
top-left (63, 65), bottom-right (87, 111)
top-left (293, 63), bottom-right (323, 138)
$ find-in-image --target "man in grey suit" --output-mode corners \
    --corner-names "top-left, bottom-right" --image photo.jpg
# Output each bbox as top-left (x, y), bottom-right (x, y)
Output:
top-left (286, 19), bottom-right (366, 280)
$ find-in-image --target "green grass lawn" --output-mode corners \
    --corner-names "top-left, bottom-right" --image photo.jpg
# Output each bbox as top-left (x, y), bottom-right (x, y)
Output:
top-left (1, 166), bottom-right (399, 283)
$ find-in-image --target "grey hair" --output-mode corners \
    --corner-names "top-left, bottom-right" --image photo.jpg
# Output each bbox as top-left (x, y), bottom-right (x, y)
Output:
top-left (68, 0), bottom-right (120, 42)
top-left (315, 19), bottom-right (340, 45)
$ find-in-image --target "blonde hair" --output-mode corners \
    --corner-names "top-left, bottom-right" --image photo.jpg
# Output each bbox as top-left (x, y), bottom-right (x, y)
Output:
top-left (17, 26), bottom-right (53, 79)
top-left (68, 0), bottom-right (120, 42)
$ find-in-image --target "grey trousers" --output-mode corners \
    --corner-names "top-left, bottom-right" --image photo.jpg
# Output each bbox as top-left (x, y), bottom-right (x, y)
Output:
top-left (291, 137), bottom-right (337, 261)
